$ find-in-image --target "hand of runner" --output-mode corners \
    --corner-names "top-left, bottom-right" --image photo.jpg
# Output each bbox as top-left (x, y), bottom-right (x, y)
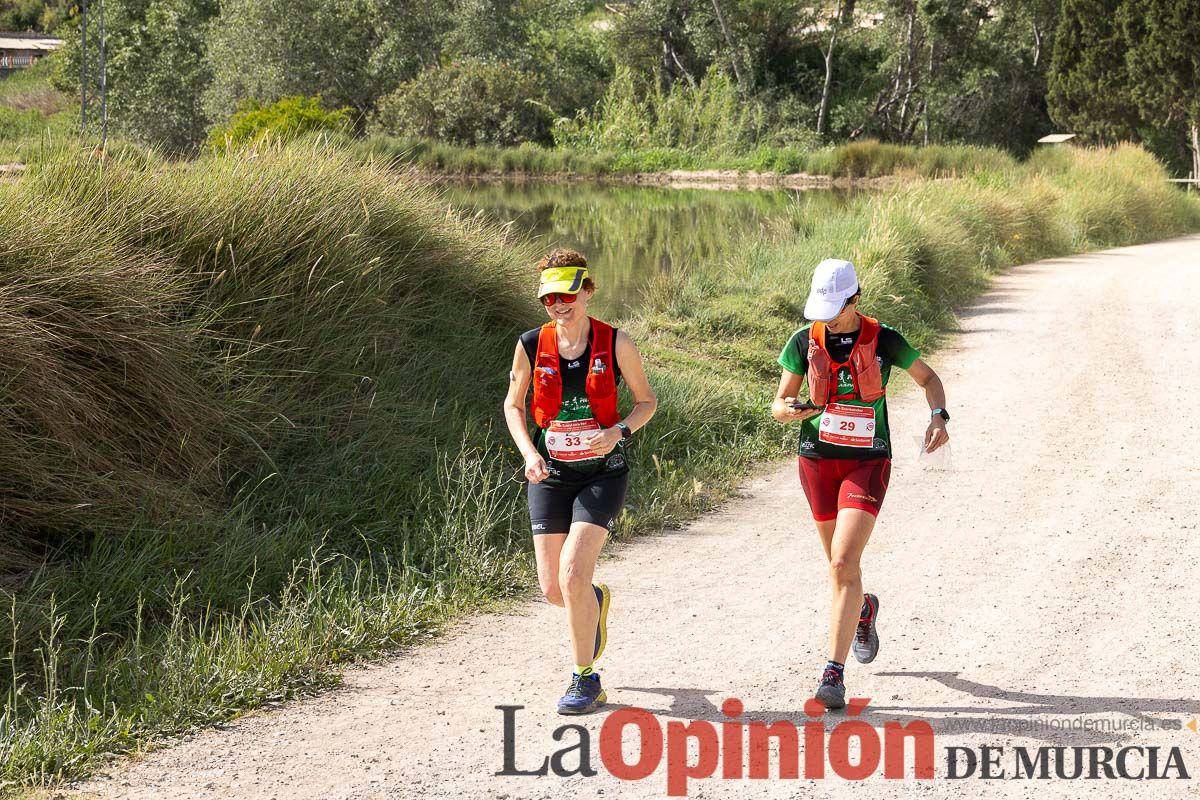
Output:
top-left (779, 396), bottom-right (823, 422)
top-left (584, 428), bottom-right (622, 456)
top-left (924, 417), bottom-right (949, 452)
top-left (524, 451), bottom-right (551, 483)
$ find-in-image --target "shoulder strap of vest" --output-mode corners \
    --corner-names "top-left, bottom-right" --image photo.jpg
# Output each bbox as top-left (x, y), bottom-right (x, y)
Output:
top-left (810, 321), bottom-right (826, 351)
top-left (857, 314), bottom-right (881, 344)
top-left (589, 317), bottom-right (614, 357)
top-left (536, 320), bottom-right (558, 359)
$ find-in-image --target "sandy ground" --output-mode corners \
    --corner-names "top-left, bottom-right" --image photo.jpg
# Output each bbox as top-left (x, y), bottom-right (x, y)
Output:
top-left (71, 236), bottom-right (1200, 799)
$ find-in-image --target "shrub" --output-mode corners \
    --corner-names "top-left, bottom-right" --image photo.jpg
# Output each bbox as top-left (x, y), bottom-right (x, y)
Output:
top-left (207, 95), bottom-right (351, 153)
top-left (370, 60), bottom-right (553, 147)
top-left (554, 65), bottom-right (773, 156)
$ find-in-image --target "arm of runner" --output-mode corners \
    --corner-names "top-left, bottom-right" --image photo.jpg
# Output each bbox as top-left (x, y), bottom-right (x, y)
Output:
top-left (502, 340), bottom-right (550, 482)
top-left (584, 330), bottom-right (657, 455)
top-left (772, 369), bottom-right (822, 423)
top-left (905, 358), bottom-right (949, 453)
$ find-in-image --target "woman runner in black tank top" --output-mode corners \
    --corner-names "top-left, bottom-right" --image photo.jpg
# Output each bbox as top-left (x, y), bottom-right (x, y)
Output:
top-left (502, 248), bottom-right (658, 716)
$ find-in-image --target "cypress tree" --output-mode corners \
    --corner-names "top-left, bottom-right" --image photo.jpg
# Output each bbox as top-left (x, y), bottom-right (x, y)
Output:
top-left (1047, 0), bottom-right (1140, 143)
top-left (1121, 0), bottom-right (1200, 181)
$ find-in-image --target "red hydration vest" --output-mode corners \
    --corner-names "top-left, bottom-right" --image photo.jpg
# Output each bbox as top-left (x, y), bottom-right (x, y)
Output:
top-left (531, 318), bottom-right (620, 429)
top-left (807, 314), bottom-right (886, 404)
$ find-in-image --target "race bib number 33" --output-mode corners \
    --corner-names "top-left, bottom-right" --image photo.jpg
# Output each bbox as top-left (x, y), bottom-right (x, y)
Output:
top-left (818, 402), bottom-right (876, 448)
top-left (545, 418), bottom-right (602, 462)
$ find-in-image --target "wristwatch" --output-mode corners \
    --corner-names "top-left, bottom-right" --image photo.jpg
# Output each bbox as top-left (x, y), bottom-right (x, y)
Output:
top-left (931, 408), bottom-right (950, 422)
top-left (615, 422), bottom-right (633, 440)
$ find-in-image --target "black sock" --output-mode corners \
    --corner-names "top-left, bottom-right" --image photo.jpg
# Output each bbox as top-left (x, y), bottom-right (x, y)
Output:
top-left (824, 660), bottom-right (845, 680)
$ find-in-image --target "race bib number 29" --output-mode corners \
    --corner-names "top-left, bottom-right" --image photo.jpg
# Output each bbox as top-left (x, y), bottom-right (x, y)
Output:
top-left (818, 402), bottom-right (876, 448)
top-left (545, 418), bottom-right (602, 462)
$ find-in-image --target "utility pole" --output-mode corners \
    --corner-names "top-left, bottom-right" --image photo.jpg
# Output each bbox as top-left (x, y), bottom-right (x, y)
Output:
top-left (98, 0), bottom-right (107, 149)
top-left (80, 0), bottom-right (87, 133)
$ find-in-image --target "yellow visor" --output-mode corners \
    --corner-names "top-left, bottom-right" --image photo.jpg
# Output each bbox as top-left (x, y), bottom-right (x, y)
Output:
top-left (538, 266), bottom-right (589, 297)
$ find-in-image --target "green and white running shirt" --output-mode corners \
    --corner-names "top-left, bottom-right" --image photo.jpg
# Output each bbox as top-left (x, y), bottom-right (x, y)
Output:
top-left (777, 323), bottom-right (920, 460)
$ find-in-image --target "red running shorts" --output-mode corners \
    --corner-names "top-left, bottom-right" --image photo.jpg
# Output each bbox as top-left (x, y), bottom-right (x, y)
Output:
top-left (797, 456), bottom-right (892, 522)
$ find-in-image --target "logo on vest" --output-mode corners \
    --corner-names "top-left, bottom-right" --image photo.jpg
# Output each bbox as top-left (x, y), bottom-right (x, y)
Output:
top-left (591, 358), bottom-right (606, 374)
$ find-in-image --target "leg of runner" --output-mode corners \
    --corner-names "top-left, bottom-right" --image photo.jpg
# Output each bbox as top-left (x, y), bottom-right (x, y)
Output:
top-left (533, 533), bottom-right (567, 607)
top-left (813, 508), bottom-right (876, 709)
top-left (558, 521), bottom-right (607, 666)
top-left (556, 521), bottom-right (609, 714)
top-left (827, 508), bottom-right (876, 664)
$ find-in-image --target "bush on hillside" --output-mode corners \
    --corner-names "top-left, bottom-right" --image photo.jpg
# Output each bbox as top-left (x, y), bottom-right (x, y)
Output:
top-left (369, 59), bottom-right (553, 147)
top-left (208, 95), bottom-right (351, 153)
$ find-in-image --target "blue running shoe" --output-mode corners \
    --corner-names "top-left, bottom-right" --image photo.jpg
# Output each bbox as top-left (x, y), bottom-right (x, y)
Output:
top-left (593, 583), bottom-right (611, 661)
top-left (557, 673), bottom-right (607, 715)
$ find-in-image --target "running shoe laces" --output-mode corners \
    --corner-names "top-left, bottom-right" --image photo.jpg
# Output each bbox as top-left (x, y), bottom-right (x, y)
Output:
top-left (565, 673), bottom-right (587, 697)
top-left (855, 618), bottom-right (871, 644)
top-left (820, 667), bottom-right (844, 687)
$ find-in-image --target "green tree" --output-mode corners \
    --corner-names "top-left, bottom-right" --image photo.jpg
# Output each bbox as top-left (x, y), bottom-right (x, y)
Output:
top-left (203, 0), bottom-right (383, 125)
top-left (603, 0), bottom-right (811, 95)
top-left (440, 0), bottom-right (528, 64)
top-left (370, 58), bottom-right (553, 146)
top-left (921, 0), bottom-right (1058, 152)
top-left (51, 0), bottom-right (217, 151)
top-left (1047, 0), bottom-right (1140, 143)
top-left (0, 0), bottom-right (70, 32)
top-left (1120, 0), bottom-right (1200, 180)
top-left (441, 0), bottom-right (610, 118)
top-left (367, 0), bottom-right (454, 95)
top-left (520, 0), bottom-right (611, 117)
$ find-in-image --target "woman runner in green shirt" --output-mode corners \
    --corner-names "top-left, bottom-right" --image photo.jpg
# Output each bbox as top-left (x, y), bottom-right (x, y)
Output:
top-left (773, 258), bottom-right (950, 710)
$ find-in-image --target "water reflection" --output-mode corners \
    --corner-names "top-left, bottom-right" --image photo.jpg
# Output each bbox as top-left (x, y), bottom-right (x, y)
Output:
top-left (440, 181), bottom-right (852, 320)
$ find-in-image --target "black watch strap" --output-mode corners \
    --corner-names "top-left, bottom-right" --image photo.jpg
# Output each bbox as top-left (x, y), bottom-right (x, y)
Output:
top-left (932, 407), bottom-right (950, 422)
top-left (615, 422), bottom-right (633, 440)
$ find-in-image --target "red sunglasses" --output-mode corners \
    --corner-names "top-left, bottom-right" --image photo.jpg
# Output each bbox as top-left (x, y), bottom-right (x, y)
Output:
top-left (540, 292), bottom-right (579, 306)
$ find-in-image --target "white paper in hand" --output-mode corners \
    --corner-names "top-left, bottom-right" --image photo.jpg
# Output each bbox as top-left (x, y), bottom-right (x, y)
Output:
top-left (913, 434), bottom-right (952, 470)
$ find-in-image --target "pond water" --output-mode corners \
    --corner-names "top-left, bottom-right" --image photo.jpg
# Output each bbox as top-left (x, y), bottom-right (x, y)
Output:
top-left (439, 181), bottom-right (853, 320)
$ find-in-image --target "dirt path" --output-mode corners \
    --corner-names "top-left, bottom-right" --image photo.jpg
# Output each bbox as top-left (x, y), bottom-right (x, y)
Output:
top-left (74, 236), bottom-right (1200, 799)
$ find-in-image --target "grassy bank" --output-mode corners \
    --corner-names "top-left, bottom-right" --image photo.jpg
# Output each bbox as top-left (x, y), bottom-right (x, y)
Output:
top-left (360, 136), bottom-right (1018, 180)
top-left (1, 142), bottom-right (1198, 790)
top-left (624, 144), bottom-right (1200, 384)
top-left (0, 61), bottom-right (74, 163)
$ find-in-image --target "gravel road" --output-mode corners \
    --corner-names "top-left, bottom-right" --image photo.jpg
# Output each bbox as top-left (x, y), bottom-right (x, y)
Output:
top-left (73, 235), bottom-right (1200, 799)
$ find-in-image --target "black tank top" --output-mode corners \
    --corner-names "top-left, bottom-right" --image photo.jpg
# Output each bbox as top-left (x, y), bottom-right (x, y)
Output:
top-left (519, 325), bottom-right (627, 485)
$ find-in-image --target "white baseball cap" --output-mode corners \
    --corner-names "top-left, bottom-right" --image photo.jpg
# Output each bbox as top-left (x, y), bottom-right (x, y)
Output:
top-left (803, 258), bottom-right (860, 321)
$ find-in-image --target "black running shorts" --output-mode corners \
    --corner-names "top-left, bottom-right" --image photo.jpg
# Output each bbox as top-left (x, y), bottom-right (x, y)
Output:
top-left (527, 471), bottom-right (629, 534)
